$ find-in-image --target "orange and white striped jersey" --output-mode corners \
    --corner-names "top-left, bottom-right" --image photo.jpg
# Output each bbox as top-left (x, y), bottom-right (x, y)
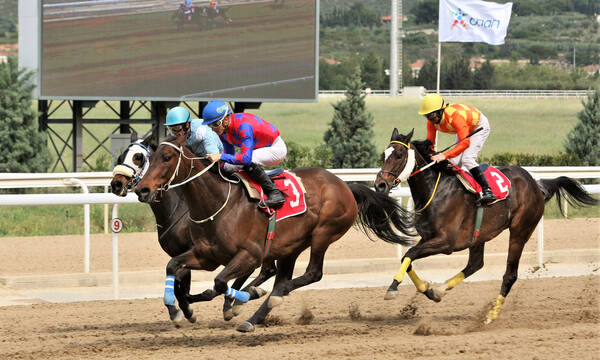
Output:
top-left (426, 103), bottom-right (482, 159)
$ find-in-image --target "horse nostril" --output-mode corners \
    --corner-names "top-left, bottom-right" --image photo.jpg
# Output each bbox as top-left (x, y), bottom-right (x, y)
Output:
top-left (135, 187), bottom-right (150, 201)
top-left (111, 181), bottom-right (122, 194)
top-left (375, 182), bottom-right (387, 193)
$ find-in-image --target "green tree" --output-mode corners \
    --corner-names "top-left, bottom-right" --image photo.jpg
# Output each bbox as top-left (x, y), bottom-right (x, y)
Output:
top-left (360, 52), bottom-right (384, 89)
top-left (416, 58), bottom-right (437, 90)
top-left (443, 56), bottom-right (473, 90)
top-left (324, 67), bottom-right (377, 168)
top-left (0, 56), bottom-right (50, 172)
top-left (473, 60), bottom-right (494, 90)
top-left (564, 87), bottom-right (600, 166)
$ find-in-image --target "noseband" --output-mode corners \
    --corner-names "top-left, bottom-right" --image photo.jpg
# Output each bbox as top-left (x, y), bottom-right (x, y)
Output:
top-left (112, 141), bottom-right (151, 190)
top-left (378, 140), bottom-right (416, 189)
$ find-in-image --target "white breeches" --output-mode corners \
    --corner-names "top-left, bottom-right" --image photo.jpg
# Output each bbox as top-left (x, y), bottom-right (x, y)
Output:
top-left (450, 114), bottom-right (490, 171)
top-left (223, 136), bottom-right (287, 171)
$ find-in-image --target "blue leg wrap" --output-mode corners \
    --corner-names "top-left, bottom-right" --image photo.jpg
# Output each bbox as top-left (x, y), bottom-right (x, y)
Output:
top-left (225, 287), bottom-right (250, 303)
top-left (163, 275), bottom-right (176, 306)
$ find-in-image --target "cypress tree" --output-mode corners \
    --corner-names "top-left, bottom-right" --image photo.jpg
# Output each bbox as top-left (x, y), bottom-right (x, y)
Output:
top-left (324, 67), bottom-right (377, 168)
top-left (0, 56), bottom-right (50, 172)
top-left (564, 87), bottom-right (600, 166)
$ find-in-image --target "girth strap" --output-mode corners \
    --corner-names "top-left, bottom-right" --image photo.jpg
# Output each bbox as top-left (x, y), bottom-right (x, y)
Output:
top-left (471, 206), bottom-right (485, 246)
top-left (264, 213), bottom-right (276, 257)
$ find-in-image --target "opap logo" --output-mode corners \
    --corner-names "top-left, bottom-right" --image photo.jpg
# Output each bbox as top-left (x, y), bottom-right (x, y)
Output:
top-left (448, 6), bottom-right (503, 31)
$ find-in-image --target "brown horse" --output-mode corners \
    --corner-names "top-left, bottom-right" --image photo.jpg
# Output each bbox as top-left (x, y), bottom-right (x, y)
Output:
top-left (374, 128), bottom-right (598, 324)
top-left (135, 135), bottom-right (415, 332)
top-left (110, 135), bottom-right (273, 325)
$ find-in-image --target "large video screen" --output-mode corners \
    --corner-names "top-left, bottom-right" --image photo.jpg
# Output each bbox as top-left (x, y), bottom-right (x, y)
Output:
top-left (40, 0), bottom-right (317, 101)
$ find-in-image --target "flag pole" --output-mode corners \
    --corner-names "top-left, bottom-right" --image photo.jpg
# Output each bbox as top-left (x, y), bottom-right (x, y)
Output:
top-left (436, 42), bottom-right (441, 93)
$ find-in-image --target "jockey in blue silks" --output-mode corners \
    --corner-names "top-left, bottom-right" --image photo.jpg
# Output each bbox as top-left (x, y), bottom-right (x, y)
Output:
top-left (165, 106), bottom-right (223, 157)
top-left (202, 100), bottom-right (287, 209)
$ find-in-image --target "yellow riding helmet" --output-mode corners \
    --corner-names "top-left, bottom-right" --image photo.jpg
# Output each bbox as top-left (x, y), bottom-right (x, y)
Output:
top-left (418, 94), bottom-right (445, 115)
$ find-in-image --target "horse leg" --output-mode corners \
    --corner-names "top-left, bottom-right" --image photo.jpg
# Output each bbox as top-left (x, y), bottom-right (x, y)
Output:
top-left (424, 243), bottom-right (486, 302)
top-left (164, 250), bottom-right (219, 326)
top-left (486, 227), bottom-right (531, 324)
top-left (222, 274), bottom-right (250, 321)
top-left (384, 236), bottom-right (453, 300)
top-left (213, 249), bottom-right (262, 304)
top-left (174, 268), bottom-right (196, 323)
top-left (228, 260), bottom-right (277, 319)
top-left (237, 256), bottom-right (297, 333)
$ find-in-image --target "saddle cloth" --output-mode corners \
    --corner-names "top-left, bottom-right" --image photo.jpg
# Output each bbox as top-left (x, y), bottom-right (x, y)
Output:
top-left (452, 164), bottom-right (510, 204)
top-left (235, 170), bottom-right (308, 221)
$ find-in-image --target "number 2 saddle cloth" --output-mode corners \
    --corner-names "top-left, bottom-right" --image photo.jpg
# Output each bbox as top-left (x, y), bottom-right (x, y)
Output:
top-left (452, 164), bottom-right (511, 205)
top-left (235, 169), bottom-right (308, 221)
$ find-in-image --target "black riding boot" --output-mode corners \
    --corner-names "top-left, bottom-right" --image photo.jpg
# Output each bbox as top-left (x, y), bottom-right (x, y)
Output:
top-left (469, 167), bottom-right (496, 205)
top-left (244, 163), bottom-right (286, 209)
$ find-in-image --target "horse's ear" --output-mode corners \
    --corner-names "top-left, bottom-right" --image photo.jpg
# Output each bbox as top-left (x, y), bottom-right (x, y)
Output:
top-left (406, 128), bottom-right (414, 142)
top-left (130, 132), bottom-right (138, 142)
top-left (142, 135), bottom-right (152, 147)
top-left (391, 128), bottom-right (399, 140)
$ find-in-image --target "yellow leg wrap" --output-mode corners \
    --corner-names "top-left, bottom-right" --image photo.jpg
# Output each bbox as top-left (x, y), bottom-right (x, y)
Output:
top-left (445, 272), bottom-right (465, 290)
top-left (486, 294), bottom-right (505, 322)
top-left (393, 257), bottom-right (412, 283)
top-left (407, 269), bottom-right (428, 293)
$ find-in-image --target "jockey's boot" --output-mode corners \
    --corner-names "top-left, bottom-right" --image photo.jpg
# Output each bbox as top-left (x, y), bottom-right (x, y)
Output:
top-left (469, 167), bottom-right (496, 205)
top-left (244, 163), bottom-right (286, 209)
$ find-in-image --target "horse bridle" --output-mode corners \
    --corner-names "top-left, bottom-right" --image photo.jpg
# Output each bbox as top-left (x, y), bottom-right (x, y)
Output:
top-left (379, 139), bottom-right (442, 213)
top-left (158, 141), bottom-right (232, 224)
top-left (378, 140), bottom-right (416, 189)
top-left (112, 141), bottom-right (151, 190)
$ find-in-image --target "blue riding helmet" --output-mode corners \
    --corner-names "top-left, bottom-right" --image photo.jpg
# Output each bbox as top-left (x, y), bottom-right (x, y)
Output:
top-left (202, 100), bottom-right (232, 125)
top-left (165, 106), bottom-right (191, 126)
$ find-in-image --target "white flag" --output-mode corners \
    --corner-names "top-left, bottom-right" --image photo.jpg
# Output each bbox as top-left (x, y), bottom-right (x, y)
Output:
top-left (439, 0), bottom-right (513, 45)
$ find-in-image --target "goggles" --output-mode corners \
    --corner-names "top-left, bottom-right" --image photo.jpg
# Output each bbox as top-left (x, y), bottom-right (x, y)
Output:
top-left (168, 124), bottom-right (185, 132)
top-left (207, 119), bottom-right (223, 128)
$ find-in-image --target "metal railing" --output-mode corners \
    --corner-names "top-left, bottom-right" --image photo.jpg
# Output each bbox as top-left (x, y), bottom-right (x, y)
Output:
top-left (318, 89), bottom-right (593, 98)
top-left (0, 167), bottom-right (598, 298)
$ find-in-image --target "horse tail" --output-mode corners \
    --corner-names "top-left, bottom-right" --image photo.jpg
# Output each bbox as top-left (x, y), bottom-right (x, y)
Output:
top-left (348, 183), bottom-right (415, 246)
top-left (537, 177), bottom-right (598, 215)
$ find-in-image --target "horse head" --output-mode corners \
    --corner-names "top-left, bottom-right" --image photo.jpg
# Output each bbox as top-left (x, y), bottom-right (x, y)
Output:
top-left (135, 134), bottom-right (206, 203)
top-left (110, 134), bottom-right (154, 196)
top-left (374, 128), bottom-right (417, 194)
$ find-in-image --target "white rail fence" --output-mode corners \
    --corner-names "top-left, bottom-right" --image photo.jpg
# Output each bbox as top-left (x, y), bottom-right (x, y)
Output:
top-left (0, 167), bottom-right (599, 298)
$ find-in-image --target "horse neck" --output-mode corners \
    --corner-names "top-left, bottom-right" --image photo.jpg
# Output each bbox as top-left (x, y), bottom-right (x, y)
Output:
top-left (176, 158), bottom-right (232, 223)
top-left (148, 188), bottom-right (186, 232)
top-left (407, 147), bottom-right (442, 209)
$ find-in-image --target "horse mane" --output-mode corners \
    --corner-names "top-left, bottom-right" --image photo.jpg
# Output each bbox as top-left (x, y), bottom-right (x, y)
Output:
top-left (411, 139), bottom-right (455, 175)
top-left (163, 135), bottom-right (220, 175)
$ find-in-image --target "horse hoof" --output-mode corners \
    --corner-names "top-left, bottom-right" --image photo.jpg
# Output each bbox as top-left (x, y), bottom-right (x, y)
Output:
top-left (171, 310), bottom-right (184, 327)
top-left (384, 290), bottom-right (398, 300)
top-left (236, 321), bottom-right (255, 333)
top-left (186, 313), bottom-right (197, 324)
top-left (250, 286), bottom-right (268, 299)
top-left (424, 285), bottom-right (444, 303)
top-left (223, 309), bottom-right (234, 321)
top-left (268, 296), bottom-right (283, 308)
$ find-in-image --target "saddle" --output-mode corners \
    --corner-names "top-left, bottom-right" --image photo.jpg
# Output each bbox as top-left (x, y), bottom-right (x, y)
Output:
top-left (233, 169), bottom-right (308, 221)
top-left (452, 164), bottom-right (511, 204)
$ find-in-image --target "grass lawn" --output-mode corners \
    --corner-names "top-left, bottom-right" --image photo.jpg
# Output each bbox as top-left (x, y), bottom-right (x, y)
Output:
top-left (44, 95), bottom-right (585, 170)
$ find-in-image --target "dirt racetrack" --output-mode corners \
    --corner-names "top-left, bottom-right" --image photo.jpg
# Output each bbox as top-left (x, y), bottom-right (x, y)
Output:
top-left (0, 275), bottom-right (598, 359)
top-left (0, 218), bottom-right (599, 359)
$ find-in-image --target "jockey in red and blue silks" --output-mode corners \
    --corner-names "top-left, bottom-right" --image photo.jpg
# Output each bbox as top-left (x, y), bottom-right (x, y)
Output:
top-left (203, 100), bottom-right (287, 209)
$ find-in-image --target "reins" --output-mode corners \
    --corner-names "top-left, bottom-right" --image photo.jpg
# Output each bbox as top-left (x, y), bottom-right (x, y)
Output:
top-left (385, 140), bottom-right (440, 213)
top-left (158, 141), bottom-right (231, 224)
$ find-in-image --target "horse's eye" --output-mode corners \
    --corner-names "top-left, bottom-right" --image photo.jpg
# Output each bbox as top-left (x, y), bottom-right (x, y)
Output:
top-left (162, 154), bottom-right (172, 162)
top-left (132, 153), bottom-right (144, 166)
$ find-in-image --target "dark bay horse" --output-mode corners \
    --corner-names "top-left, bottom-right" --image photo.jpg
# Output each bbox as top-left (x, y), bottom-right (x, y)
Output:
top-left (110, 135), bottom-right (272, 325)
top-left (374, 128), bottom-right (598, 324)
top-left (135, 135), bottom-right (415, 332)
